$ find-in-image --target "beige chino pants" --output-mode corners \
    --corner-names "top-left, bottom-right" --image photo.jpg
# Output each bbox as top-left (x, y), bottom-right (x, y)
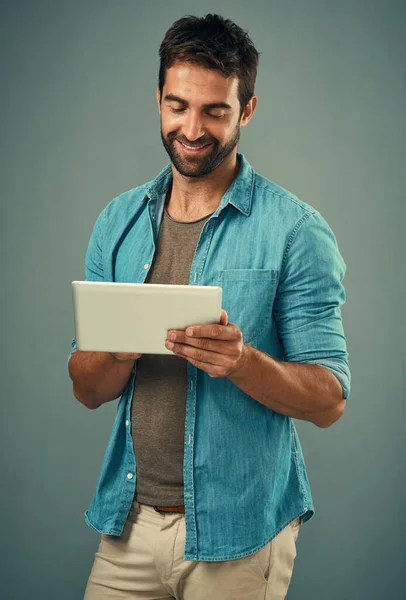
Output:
top-left (83, 501), bottom-right (302, 600)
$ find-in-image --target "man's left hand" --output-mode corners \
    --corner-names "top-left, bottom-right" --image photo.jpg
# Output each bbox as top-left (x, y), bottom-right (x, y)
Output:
top-left (165, 309), bottom-right (247, 378)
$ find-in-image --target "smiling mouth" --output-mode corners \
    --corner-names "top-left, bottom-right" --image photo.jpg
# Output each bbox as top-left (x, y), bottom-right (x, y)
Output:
top-left (178, 141), bottom-right (212, 152)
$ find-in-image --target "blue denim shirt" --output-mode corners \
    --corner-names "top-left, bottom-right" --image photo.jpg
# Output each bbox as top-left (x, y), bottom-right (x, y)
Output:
top-left (68, 153), bottom-right (350, 561)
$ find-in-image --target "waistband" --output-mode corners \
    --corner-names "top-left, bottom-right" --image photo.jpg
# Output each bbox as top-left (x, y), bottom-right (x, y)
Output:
top-left (153, 505), bottom-right (185, 514)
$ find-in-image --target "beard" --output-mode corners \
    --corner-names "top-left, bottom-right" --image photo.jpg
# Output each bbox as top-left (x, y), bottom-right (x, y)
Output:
top-left (160, 119), bottom-right (240, 178)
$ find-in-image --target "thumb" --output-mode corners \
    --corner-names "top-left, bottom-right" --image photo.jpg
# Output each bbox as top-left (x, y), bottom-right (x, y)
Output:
top-left (220, 309), bottom-right (228, 326)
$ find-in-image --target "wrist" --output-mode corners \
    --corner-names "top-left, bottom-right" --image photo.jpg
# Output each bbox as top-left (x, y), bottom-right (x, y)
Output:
top-left (228, 343), bottom-right (252, 382)
top-left (109, 352), bottom-right (140, 363)
top-left (109, 352), bottom-right (128, 362)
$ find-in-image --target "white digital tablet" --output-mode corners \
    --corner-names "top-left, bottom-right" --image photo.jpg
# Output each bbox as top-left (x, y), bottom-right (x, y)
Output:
top-left (72, 281), bottom-right (223, 355)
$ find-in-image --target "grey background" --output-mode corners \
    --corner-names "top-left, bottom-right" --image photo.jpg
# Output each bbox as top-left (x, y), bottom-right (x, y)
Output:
top-left (1, 0), bottom-right (405, 598)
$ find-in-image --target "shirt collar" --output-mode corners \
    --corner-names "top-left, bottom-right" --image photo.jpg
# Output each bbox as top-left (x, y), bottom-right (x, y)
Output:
top-left (145, 152), bottom-right (255, 217)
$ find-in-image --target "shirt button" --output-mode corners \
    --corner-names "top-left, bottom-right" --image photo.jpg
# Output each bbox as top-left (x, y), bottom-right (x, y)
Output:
top-left (144, 263), bottom-right (149, 269)
top-left (127, 473), bottom-right (133, 480)
top-left (125, 420), bottom-right (129, 426)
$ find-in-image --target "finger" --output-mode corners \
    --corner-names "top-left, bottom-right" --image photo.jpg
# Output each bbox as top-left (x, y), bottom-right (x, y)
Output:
top-left (175, 322), bottom-right (241, 342)
top-left (166, 334), bottom-right (236, 355)
top-left (166, 340), bottom-right (235, 367)
top-left (186, 357), bottom-right (228, 378)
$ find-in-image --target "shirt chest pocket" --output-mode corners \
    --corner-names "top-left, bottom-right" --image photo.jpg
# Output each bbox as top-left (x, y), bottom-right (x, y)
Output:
top-left (217, 269), bottom-right (279, 344)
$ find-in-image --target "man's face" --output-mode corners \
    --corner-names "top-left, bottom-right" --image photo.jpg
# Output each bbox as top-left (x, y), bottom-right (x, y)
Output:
top-left (157, 63), bottom-right (244, 178)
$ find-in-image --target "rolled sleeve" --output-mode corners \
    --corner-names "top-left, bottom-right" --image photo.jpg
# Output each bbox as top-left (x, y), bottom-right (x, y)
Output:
top-left (67, 210), bottom-right (106, 372)
top-left (273, 211), bottom-right (351, 400)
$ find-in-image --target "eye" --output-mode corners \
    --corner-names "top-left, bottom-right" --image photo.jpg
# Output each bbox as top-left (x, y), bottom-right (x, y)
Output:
top-left (169, 107), bottom-right (224, 119)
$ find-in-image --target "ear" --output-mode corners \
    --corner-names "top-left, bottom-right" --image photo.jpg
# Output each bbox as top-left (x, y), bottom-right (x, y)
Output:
top-left (156, 87), bottom-right (161, 114)
top-left (240, 96), bottom-right (258, 128)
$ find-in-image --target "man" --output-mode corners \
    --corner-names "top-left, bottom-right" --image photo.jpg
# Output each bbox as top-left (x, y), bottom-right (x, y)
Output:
top-left (68, 13), bottom-right (350, 600)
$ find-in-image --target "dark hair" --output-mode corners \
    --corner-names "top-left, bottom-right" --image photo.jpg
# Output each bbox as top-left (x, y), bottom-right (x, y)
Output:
top-left (158, 14), bottom-right (260, 118)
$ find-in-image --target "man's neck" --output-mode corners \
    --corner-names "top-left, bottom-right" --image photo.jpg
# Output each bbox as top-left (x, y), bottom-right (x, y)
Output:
top-left (166, 154), bottom-right (240, 222)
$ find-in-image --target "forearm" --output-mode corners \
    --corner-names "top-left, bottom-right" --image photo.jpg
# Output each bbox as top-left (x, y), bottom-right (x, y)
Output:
top-left (68, 351), bottom-right (135, 409)
top-left (228, 345), bottom-right (344, 427)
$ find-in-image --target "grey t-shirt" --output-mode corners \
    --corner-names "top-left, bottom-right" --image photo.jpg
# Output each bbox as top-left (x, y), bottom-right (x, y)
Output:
top-left (131, 206), bottom-right (211, 506)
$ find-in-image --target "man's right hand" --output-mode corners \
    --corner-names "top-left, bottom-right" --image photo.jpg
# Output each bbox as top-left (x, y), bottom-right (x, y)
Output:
top-left (69, 351), bottom-right (142, 409)
top-left (109, 352), bottom-right (142, 362)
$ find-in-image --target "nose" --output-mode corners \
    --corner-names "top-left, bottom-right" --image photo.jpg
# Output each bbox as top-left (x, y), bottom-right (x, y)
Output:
top-left (181, 111), bottom-right (205, 143)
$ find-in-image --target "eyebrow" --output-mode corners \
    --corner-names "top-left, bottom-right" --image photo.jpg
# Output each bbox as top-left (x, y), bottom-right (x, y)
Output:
top-left (163, 94), bottom-right (233, 110)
